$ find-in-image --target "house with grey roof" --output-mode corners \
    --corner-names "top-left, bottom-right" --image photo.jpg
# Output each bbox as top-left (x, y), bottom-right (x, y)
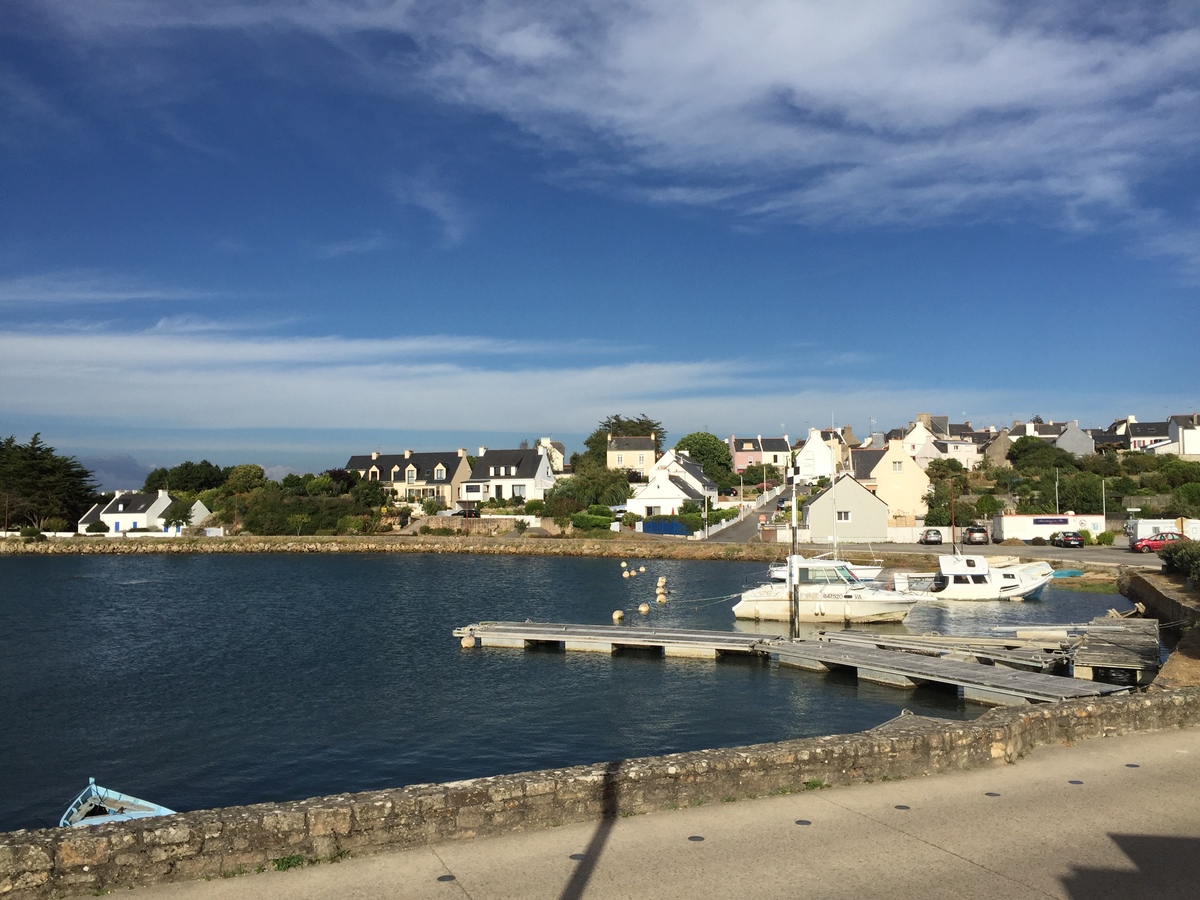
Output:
top-left (607, 433), bottom-right (658, 478)
top-left (727, 434), bottom-right (791, 474)
top-left (345, 449), bottom-right (472, 509)
top-left (78, 489), bottom-right (210, 535)
top-left (627, 449), bottom-right (718, 519)
top-left (461, 447), bottom-right (557, 508)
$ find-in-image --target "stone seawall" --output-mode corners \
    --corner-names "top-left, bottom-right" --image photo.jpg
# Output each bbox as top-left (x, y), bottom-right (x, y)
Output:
top-left (0, 533), bottom-right (799, 564)
top-left (4, 688), bottom-right (1199, 899)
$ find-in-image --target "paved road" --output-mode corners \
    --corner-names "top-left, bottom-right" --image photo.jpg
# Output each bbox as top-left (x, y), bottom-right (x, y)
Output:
top-left (127, 727), bottom-right (1200, 900)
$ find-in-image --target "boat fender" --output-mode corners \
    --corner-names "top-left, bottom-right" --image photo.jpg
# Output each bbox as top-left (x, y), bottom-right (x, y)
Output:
top-left (612, 610), bottom-right (625, 622)
top-left (622, 570), bottom-right (630, 579)
top-left (638, 603), bottom-right (650, 614)
top-left (460, 635), bottom-right (476, 649)
top-left (639, 566), bottom-right (646, 573)
top-left (656, 595), bottom-right (668, 603)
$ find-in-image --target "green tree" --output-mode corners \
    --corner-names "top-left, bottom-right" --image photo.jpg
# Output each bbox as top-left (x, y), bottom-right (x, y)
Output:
top-left (144, 460), bottom-right (228, 493)
top-left (543, 458), bottom-right (631, 512)
top-left (224, 464), bottom-right (267, 494)
top-left (1007, 436), bottom-right (1077, 473)
top-left (162, 498), bottom-right (195, 530)
top-left (674, 432), bottom-right (733, 485)
top-left (0, 434), bottom-right (99, 529)
top-left (1172, 483), bottom-right (1200, 518)
top-left (286, 513), bottom-right (310, 535)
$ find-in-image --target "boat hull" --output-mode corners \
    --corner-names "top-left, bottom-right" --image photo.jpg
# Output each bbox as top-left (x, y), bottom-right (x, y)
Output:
top-left (60, 779), bottom-right (175, 828)
top-left (732, 584), bottom-right (917, 623)
top-left (894, 560), bottom-right (1055, 602)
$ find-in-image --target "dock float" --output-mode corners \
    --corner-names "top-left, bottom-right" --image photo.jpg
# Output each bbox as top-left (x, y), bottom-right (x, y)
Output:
top-left (453, 621), bottom-right (1137, 705)
top-left (453, 622), bottom-right (776, 659)
top-left (756, 640), bottom-right (1130, 706)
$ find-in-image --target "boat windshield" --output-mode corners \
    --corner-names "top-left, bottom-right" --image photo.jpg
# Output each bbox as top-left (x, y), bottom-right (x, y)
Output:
top-left (797, 565), bottom-right (859, 584)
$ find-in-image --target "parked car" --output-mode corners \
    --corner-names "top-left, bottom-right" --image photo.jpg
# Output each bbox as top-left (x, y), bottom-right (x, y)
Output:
top-left (1130, 531), bottom-right (1189, 553)
top-left (776, 497), bottom-right (789, 510)
top-left (917, 529), bottom-right (943, 545)
top-left (451, 508), bottom-right (480, 518)
top-left (1051, 531), bottom-right (1084, 548)
top-left (963, 525), bottom-right (990, 545)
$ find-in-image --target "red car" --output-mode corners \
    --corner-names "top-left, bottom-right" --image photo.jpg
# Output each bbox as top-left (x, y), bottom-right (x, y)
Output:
top-left (1130, 531), bottom-right (1189, 553)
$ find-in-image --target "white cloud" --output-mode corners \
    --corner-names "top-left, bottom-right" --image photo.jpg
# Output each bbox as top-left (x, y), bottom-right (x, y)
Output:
top-left (0, 271), bottom-right (219, 305)
top-left (22, 2), bottom-right (1200, 264)
top-left (315, 230), bottom-right (391, 259)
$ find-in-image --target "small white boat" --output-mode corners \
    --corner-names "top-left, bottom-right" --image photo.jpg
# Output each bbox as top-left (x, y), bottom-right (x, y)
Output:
top-left (892, 554), bottom-right (1054, 602)
top-left (769, 554), bottom-right (884, 583)
top-left (59, 778), bottom-right (175, 827)
top-left (734, 562), bottom-right (918, 623)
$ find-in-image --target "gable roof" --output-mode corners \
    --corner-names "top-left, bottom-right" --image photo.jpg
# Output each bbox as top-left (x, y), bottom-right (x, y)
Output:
top-left (467, 449), bottom-right (545, 481)
top-left (609, 435), bottom-right (656, 452)
top-left (803, 473), bottom-right (889, 509)
top-left (345, 451), bottom-right (466, 481)
top-left (850, 448), bottom-right (885, 480)
top-left (1129, 421), bottom-right (1169, 438)
top-left (675, 455), bottom-right (717, 490)
top-left (101, 492), bottom-right (162, 516)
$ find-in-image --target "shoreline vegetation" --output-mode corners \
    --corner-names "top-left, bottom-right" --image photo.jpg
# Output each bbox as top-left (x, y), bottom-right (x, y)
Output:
top-left (0, 532), bottom-right (1122, 588)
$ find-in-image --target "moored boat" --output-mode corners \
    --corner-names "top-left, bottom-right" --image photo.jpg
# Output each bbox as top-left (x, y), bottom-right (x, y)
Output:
top-left (734, 562), bottom-right (918, 623)
top-left (892, 554), bottom-right (1054, 601)
top-left (59, 778), bottom-right (175, 827)
top-left (768, 553), bottom-right (884, 583)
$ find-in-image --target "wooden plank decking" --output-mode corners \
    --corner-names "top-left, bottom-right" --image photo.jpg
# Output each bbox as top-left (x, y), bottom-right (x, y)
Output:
top-left (453, 621), bottom-right (1136, 704)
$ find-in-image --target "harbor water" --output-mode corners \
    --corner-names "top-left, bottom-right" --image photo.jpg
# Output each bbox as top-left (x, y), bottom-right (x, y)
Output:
top-left (0, 552), bottom-right (1133, 833)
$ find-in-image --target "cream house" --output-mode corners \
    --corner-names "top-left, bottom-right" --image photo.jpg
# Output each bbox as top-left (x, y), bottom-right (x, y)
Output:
top-left (850, 440), bottom-right (931, 524)
top-left (345, 449), bottom-right (472, 509)
top-left (607, 433), bottom-right (657, 478)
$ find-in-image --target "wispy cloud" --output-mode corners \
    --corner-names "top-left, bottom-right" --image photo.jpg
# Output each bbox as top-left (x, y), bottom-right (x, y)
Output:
top-left (0, 271), bottom-right (220, 305)
top-left (314, 230), bottom-right (392, 259)
top-left (391, 170), bottom-right (472, 247)
top-left (23, 2), bottom-right (1200, 256)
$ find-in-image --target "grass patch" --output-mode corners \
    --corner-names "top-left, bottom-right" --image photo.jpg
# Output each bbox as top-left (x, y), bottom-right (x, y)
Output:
top-left (722, 796), bottom-right (737, 803)
top-left (803, 778), bottom-right (829, 791)
top-left (1049, 578), bottom-right (1119, 594)
top-left (272, 855), bottom-right (307, 872)
top-left (221, 866), bottom-right (248, 878)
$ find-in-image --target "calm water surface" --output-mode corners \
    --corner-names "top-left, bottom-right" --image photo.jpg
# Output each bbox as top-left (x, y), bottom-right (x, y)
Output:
top-left (0, 553), bottom-right (1131, 832)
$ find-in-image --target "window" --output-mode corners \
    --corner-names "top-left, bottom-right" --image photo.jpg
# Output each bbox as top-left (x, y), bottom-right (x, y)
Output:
top-left (369, 470), bottom-right (378, 481)
top-left (617, 454), bottom-right (624, 465)
top-left (836, 511), bottom-right (851, 522)
top-left (638, 453), bottom-right (645, 465)
top-left (466, 484), bottom-right (480, 494)
top-left (406, 468), bottom-right (416, 484)
top-left (892, 461), bottom-right (902, 473)
top-left (512, 484), bottom-right (526, 499)
top-left (434, 466), bottom-right (445, 481)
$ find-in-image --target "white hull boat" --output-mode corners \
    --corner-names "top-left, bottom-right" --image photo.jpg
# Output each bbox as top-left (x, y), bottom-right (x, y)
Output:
top-left (732, 582), bottom-right (917, 623)
top-left (893, 555), bottom-right (1054, 602)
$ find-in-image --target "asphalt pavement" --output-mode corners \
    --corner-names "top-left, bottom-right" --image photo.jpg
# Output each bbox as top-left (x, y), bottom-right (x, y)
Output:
top-left (122, 726), bottom-right (1200, 900)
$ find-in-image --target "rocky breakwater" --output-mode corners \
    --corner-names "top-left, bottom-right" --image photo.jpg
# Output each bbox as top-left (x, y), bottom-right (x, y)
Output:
top-left (4, 687), bottom-right (1200, 899)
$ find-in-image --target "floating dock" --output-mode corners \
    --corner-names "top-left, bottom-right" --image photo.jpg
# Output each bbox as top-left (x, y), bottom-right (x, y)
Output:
top-left (453, 621), bottom-right (1136, 705)
top-left (757, 640), bottom-right (1126, 706)
top-left (453, 621), bottom-right (774, 659)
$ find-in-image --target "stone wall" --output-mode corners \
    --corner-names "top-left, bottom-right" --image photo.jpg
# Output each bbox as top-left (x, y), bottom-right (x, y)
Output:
top-left (4, 688), bottom-right (1199, 899)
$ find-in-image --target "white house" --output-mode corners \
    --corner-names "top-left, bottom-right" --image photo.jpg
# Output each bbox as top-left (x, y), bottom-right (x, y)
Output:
top-left (78, 489), bottom-right (210, 535)
top-left (460, 446), bottom-right (557, 508)
top-left (793, 427), bottom-right (837, 483)
top-left (627, 450), bottom-right (718, 518)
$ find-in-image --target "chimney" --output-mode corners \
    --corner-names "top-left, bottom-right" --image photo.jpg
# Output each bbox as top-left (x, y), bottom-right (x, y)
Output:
top-left (478, 447), bottom-right (487, 457)
top-left (404, 449), bottom-right (412, 458)
top-left (458, 448), bottom-right (467, 457)
top-left (371, 451), bottom-right (379, 460)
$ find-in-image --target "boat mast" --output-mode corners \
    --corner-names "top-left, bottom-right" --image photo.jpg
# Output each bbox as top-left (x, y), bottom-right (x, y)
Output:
top-left (789, 463), bottom-right (798, 639)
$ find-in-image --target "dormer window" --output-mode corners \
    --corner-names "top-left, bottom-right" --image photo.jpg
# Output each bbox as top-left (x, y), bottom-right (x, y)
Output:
top-left (435, 466), bottom-right (445, 481)
top-left (406, 467), bottom-right (416, 484)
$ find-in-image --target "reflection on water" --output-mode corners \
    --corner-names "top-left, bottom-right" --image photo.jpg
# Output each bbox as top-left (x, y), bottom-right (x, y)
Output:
top-left (0, 554), bottom-right (1132, 833)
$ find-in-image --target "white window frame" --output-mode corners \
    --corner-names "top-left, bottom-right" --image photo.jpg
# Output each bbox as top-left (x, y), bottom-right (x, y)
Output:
top-left (836, 510), bottom-right (851, 522)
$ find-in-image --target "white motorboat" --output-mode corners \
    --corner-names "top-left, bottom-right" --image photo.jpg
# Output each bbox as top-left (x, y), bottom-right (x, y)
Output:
top-left (892, 554), bottom-right (1054, 601)
top-left (769, 554), bottom-right (883, 583)
top-left (733, 562), bottom-right (918, 623)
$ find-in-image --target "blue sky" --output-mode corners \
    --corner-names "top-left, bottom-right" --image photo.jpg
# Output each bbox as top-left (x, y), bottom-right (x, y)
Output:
top-left (3, 2), bottom-right (1199, 485)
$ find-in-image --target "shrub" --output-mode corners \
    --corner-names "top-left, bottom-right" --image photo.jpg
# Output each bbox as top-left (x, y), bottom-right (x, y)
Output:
top-left (621, 512), bottom-right (641, 528)
top-left (421, 498), bottom-right (441, 516)
top-left (1160, 541), bottom-right (1200, 581)
top-left (86, 521), bottom-right (109, 534)
top-left (19, 526), bottom-right (42, 538)
top-left (419, 525), bottom-right (458, 536)
top-left (336, 515), bottom-right (364, 535)
top-left (42, 517), bottom-right (69, 533)
top-left (570, 512), bottom-right (613, 531)
top-left (1078, 529), bottom-right (1094, 546)
top-left (1030, 536), bottom-right (1047, 546)
top-left (524, 499), bottom-right (545, 516)
top-left (514, 520), bottom-right (528, 534)
top-left (1095, 530), bottom-right (1116, 546)
top-left (586, 504), bottom-right (615, 518)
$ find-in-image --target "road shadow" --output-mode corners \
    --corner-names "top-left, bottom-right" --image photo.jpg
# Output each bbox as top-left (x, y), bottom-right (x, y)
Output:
top-left (1063, 834), bottom-right (1200, 898)
top-left (559, 759), bottom-right (622, 900)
